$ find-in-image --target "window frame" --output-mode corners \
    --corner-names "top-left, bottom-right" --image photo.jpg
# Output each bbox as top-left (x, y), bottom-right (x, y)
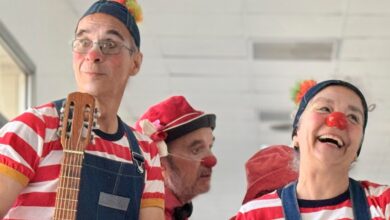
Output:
top-left (0, 21), bottom-right (35, 119)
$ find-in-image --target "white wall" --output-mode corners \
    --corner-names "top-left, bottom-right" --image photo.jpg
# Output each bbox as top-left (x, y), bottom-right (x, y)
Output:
top-left (0, 0), bottom-right (77, 105)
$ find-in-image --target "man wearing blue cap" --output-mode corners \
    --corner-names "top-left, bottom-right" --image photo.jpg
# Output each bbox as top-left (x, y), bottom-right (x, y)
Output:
top-left (0, 1), bottom-right (164, 219)
top-left (236, 79), bottom-right (390, 219)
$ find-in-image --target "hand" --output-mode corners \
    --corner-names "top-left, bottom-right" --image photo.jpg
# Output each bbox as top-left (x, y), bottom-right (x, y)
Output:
top-left (139, 207), bottom-right (164, 220)
top-left (0, 173), bottom-right (25, 218)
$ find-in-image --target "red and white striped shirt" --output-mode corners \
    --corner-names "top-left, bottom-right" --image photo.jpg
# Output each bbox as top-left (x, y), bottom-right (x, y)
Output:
top-left (0, 102), bottom-right (164, 220)
top-left (236, 180), bottom-right (390, 220)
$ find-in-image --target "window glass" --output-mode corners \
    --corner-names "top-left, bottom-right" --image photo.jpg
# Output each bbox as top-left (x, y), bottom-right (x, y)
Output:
top-left (0, 44), bottom-right (26, 121)
top-left (0, 21), bottom-right (35, 127)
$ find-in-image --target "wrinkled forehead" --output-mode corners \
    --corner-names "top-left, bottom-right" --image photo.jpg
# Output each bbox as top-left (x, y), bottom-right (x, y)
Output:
top-left (76, 13), bottom-right (132, 42)
top-left (310, 86), bottom-right (364, 107)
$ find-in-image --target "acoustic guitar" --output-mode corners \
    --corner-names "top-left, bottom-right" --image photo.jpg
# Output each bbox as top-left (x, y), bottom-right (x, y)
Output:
top-left (53, 92), bottom-right (97, 220)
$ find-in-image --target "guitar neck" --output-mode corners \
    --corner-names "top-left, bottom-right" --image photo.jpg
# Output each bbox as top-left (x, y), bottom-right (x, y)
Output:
top-left (53, 92), bottom-right (96, 220)
top-left (53, 151), bottom-right (84, 220)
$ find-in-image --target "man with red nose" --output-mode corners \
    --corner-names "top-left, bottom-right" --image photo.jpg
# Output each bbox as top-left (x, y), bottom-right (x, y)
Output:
top-left (135, 96), bottom-right (217, 220)
top-left (236, 80), bottom-right (390, 219)
top-left (0, 1), bottom-right (165, 219)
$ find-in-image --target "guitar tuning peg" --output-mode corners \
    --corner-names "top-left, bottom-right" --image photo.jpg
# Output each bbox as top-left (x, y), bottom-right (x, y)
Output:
top-left (94, 108), bottom-right (101, 118)
top-left (81, 126), bottom-right (88, 138)
top-left (93, 121), bottom-right (99, 130)
top-left (90, 133), bottom-right (94, 142)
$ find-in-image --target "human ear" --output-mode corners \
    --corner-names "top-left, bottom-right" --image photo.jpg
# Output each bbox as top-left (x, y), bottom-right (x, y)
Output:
top-left (292, 136), bottom-right (299, 151)
top-left (129, 51), bottom-right (143, 76)
top-left (160, 157), bottom-right (167, 178)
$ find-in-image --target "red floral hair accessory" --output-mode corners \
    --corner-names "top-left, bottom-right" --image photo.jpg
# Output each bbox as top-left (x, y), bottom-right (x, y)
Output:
top-left (291, 80), bottom-right (317, 105)
top-left (113, 0), bottom-right (143, 22)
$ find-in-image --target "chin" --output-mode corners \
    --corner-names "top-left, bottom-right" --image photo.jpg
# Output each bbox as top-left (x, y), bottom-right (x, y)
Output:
top-left (196, 188), bottom-right (210, 196)
top-left (78, 85), bottom-right (99, 96)
top-left (196, 183), bottom-right (211, 195)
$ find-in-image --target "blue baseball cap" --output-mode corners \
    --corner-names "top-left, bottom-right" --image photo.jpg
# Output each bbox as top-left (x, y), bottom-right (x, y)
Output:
top-left (80, 0), bottom-right (141, 49)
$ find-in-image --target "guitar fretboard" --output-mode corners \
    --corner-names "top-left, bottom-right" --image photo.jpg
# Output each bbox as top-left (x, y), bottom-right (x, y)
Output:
top-left (53, 151), bottom-right (84, 220)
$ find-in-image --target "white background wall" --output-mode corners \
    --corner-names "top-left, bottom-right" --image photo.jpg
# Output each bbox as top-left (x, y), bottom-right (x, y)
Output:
top-left (1, 1), bottom-right (390, 219)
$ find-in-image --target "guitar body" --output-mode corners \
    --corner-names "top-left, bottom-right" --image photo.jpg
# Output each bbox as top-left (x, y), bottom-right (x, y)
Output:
top-left (53, 92), bottom-right (97, 220)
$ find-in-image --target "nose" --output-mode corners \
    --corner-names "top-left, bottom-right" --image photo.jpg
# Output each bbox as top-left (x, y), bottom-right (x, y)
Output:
top-left (201, 155), bottom-right (217, 168)
top-left (85, 45), bottom-right (103, 63)
top-left (326, 112), bottom-right (348, 130)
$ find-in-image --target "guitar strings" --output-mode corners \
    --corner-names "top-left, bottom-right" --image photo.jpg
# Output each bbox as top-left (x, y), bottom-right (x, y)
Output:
top-left (55, 101), bottom-right (95, 220)
top-left (73, 120), bottom-right (85, 219)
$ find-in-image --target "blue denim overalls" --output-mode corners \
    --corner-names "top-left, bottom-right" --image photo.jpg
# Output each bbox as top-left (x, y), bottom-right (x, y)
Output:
top-left (54, 100), bottom-right (145, 220)
top-left (278, 178), bottom-right (371, 220)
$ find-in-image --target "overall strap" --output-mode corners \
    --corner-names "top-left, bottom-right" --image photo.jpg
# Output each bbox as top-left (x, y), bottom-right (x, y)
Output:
top-left (278, 181), bottom-right (301, 220)
top-left (278, 179), bottom-right (372, 220)
top-left (121, 120), bottom-right (145, 176)
top-left (53, 98), bottom-right (65, 117)
top-left (349, 178), bottom-right (372, 220)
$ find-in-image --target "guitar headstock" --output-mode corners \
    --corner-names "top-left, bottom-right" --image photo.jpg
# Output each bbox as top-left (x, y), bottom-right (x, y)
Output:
top-left (58, 92), bottom-right (98, 152)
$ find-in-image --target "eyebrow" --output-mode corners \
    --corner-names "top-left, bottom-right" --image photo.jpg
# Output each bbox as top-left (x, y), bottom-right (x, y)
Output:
top-left (189, 136), bottom-right (215, 147)
top-left (75, 29), bottom-right (125, 41)
top-left (75, 29), bottom-right (89, 38)
top-left (348, 104), bottom-right (364, 119)
top-left (189, 140), bottom-right (204, 148)
top-left (106, 29), bottom-right (125, 41)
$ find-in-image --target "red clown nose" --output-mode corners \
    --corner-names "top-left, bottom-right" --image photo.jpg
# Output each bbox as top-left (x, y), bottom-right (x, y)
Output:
top-left (326, 112), bottom-right (348, 130)
top-left (201, 156), bottom-right (217, 168)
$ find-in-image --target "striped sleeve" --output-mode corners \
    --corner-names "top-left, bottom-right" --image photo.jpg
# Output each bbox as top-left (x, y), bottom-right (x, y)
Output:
top-left (134, 131), bottom-right (164, 209)
top-left (0, 110), bottom-right (44, 185)
top-left (236, 191), bottom-right (285, 220)
top-left (361, 180), bottom-right (390, 219)
top-left (0, 103), bottom-right (59, 186)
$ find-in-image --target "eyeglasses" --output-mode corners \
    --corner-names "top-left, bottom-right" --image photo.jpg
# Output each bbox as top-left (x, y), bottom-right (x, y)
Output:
top-left (72, 39), bottom-right (136, 55)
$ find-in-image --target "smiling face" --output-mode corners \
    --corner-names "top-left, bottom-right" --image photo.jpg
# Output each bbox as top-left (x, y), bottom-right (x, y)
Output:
top-left (163, 127), bottom-right (216, 203)
top-left (293, 86), bottom-right (365, 169)
top-left (73, 13), bottom-right (142, 100)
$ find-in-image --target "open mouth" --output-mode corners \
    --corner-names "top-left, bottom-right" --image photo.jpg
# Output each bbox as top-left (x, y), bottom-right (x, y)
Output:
top-left (318, 135), bottom-right (344, 148)
top-left (200, 171), bottom-right (212, 178)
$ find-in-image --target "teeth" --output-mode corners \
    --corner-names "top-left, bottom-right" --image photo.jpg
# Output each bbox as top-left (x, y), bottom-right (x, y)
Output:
top-left (318, 134), bottom-right (344, 147)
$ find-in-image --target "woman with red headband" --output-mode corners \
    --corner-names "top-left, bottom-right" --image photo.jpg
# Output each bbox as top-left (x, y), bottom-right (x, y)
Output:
top-left (236, 79), bottom-right (390, 219)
